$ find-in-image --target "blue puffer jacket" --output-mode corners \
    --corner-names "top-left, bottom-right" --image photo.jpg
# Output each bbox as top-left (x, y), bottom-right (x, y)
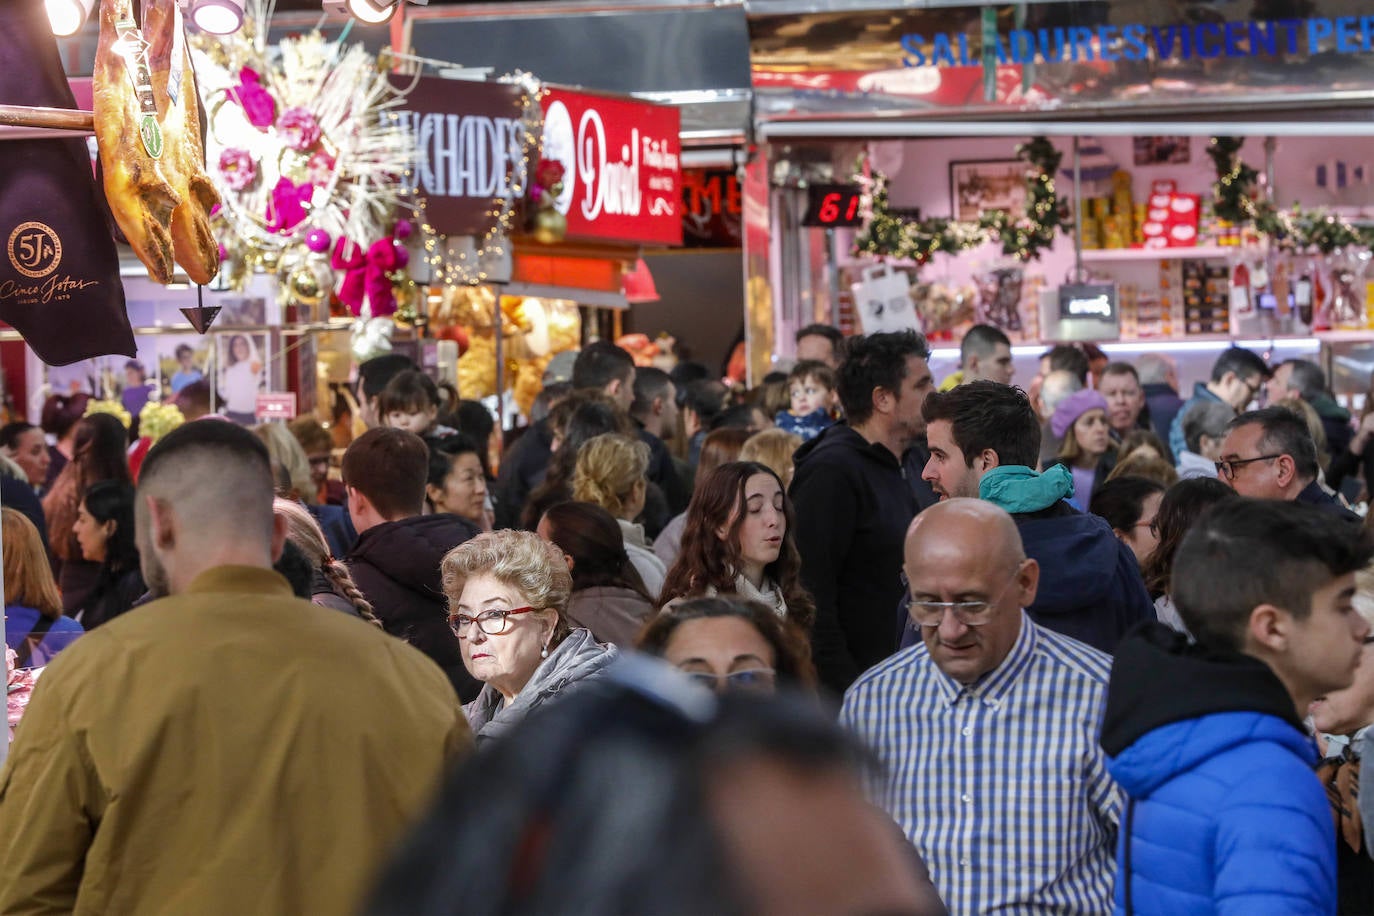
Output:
top-left (1101, 623), bottom-right (1335, 915)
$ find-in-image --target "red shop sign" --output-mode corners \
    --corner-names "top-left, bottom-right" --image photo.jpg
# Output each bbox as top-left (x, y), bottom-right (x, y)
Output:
top-left (539, 89), bottom-right (682, 247)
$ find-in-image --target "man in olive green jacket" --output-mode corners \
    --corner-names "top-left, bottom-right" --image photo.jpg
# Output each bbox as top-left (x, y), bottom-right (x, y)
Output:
top-left (0, 420), bottom-right (471, 915)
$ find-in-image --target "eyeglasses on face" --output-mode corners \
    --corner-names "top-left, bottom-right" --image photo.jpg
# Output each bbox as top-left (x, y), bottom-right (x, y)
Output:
top-left (681, 668), bottom-right (777, 692)
top-left (449, 606), bottom-right (538, 638)
top-left (1214, 455), bottom-right (1282, 480)
top-left (903, 561), bottom-right (1025, 629)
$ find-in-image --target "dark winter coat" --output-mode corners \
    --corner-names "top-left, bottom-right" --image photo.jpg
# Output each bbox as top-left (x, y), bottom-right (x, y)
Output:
top-left (347, 513), bottom-right (482, 701)
top-left (790, 424), bottom-right (916, 696)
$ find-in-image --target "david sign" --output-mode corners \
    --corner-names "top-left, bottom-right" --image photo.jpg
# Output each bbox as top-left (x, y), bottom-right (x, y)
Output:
top-left (390, 75), bottom-right (528, 238)
top-left (539, 88), bottom-right (682, 247)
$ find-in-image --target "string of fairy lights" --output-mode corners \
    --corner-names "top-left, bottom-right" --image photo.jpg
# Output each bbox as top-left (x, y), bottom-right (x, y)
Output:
top-left (852, 136), bottom-right (1065, 267)
top-left (417, 71), bottom-right (546, 288)
top-left (1207, 136), bottom-right (1374, 255)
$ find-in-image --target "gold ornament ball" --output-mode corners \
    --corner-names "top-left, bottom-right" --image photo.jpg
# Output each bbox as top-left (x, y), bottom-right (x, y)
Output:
top-left (258, 249), bottom-right (281, 272)
top-left (532, 209), bottom-right (567, 245)
top-left (290, 268), bottom-right (323, 306)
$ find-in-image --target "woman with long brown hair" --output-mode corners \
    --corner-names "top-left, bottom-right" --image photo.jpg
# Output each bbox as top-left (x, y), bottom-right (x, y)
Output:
top-left (42, 412), bottom-right (132, 613)
top-left (660, 461), bottom-right (814, 630)
top-left (537, 500), bottom-right (656, 646)
top-left (3, 508), bottom-right (82, 667)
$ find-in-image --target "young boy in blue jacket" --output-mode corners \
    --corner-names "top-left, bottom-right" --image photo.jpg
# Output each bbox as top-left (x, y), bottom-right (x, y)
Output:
top-left (1101, 499), bottom-right (1373, 915)
top-left (775, 360), bottom-right (838, 442)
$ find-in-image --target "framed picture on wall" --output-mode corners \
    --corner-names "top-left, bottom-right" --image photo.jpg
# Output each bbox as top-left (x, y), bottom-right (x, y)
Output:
top-left (949, 159), bottom-right (1028, 222)
top-left (1133, 136), bottom-right (1190, 165)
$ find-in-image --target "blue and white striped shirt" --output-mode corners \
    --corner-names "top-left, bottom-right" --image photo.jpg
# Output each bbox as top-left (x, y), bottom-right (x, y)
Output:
top-left (841, 612), bottom-right (1121, 915)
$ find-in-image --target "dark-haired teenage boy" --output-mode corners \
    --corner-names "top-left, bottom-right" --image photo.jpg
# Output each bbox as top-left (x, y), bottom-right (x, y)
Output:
top-left (1103, 498), bottom-right (1373, 914)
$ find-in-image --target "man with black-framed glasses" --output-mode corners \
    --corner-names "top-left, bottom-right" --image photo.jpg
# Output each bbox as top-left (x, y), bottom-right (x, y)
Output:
top-left (1217, 406), bottom-right (1359, 521)
top-left (842, 498), bottom-right (1120, 914)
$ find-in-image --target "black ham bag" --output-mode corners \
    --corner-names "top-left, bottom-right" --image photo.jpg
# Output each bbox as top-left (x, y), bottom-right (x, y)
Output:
top-left (0, 0), bottom-right (136, 365)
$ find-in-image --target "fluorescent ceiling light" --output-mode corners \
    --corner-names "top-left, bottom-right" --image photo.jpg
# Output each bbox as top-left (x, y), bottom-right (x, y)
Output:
top-left (190, 0), bottom-right (245, 34)
top-left (46, 0), bottom-right (93, 36)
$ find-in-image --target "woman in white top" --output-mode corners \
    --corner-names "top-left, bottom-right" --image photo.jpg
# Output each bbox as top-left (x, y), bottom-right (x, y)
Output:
top-left (658, 461), bottom-right (815, 632)
top-left (572, 433), bottom-right (667, 601)
top-left (219, 334), bottom-right (262, 425)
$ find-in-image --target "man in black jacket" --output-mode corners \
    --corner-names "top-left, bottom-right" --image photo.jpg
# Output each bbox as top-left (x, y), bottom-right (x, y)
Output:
top-left (344, 428), bottom-right (481, 700)
top-left (790, 330), bottom-right (932, 697)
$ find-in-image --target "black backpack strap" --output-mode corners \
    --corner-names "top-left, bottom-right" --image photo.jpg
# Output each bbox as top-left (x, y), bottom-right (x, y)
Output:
top-left (14, 613), bottom-right (57, 668)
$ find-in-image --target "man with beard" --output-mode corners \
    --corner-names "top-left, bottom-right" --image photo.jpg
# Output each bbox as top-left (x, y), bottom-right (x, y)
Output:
top-left (0, 421), bottom-right (469, 914)
top-left (791, 330), bottom-right (933, 695)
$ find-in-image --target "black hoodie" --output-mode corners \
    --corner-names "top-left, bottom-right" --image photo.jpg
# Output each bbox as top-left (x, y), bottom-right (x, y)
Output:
top-left (347, 513), bottom-right (482, 701)
top-left (790, 424), bottom-right (917, 696)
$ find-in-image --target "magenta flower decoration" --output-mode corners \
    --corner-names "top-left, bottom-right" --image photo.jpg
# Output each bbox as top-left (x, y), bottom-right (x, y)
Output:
top-left (265, 177), bottom-right (314, 234)
top-left (227, 67), bottom-right (276, 130)
top-left (278, 107), bottom-right (322, 152)
top-left (217, 148), bottom-right (257, 191)
top-left (305, 149), bottom-right (337, 185)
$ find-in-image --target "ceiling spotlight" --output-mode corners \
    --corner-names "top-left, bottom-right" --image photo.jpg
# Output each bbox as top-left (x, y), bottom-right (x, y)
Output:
top-left (187, 0), bottom-right (246, 34)
top-left (45, 0), bottom-right (94, 36)
top-left (345, 0), bottom-right (396, 25)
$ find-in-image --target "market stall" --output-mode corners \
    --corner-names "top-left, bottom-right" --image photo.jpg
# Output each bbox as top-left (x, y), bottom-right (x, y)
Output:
top-left (742, 0), bottom-right (1374, 397)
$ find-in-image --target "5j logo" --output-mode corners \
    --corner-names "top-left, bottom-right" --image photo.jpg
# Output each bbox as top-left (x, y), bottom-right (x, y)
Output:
top-left (7, 222), bottom-right (62, 279)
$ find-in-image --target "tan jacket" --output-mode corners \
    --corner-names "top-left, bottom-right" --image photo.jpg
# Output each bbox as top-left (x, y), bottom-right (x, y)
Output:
top-left (0, 566), bottom-right (471, 915)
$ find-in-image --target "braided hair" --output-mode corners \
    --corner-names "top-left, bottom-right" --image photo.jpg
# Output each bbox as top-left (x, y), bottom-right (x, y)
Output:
top-left (273, 498), bottom-right (381, 626)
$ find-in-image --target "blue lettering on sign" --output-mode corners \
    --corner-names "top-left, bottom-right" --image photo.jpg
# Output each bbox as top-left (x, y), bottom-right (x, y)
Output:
top-left (1008, 29), bottom-right (1036, 64)
top-left (931, 32), bottom-right (957, 66)
top-left (897, 14), bottom-right (1374, 69)
top-left (1336, 16), bottom-right (1360, 53)
top-left (1098, 25), bottom-right (1119, 61)
top-left (1309, 17), bottom-right (1333, 53)
top-left (900, 33), bottom-right (926, 67)
top-left (1196, 22), bottom-right (1223, 58)
top-left (1121, 25), bottom-right (1148, 60)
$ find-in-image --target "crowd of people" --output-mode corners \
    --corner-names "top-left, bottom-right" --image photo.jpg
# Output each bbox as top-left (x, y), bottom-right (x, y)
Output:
top-left (2, 322), bottom-right (1374, 913)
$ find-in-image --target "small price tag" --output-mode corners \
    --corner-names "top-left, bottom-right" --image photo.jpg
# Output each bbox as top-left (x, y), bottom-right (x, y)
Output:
top-left (113, 19), bottom-right (163, 160)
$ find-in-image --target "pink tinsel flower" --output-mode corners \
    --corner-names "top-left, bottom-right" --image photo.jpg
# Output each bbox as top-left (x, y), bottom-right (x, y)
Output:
top-left (227, 67), bottom-right (276, 130)
top-left (217, 147), bottom-right (257, 191)
top-left (304, 149), bottom-right (337, 185)
top-left (278, 107), bottom-right (322, 152)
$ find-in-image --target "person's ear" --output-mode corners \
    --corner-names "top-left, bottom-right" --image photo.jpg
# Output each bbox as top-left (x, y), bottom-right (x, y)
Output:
top-left (270, 511), bottom-right (289, 564)
top-left (605, 378), bottom-right (623, 400)
top-left (651, 395), bottom-right (665, 417)
top-left (1247, 603), bottom-right (1291, 653)
top-left (872, 385), bottom-right (895, 417)
top-left (564, 553), bottom-right (575, 573)
top-left (1274, 454), bottom-right (1297, 487)
top-left (977, 449), bottom-right (1001, 472)
top-left (145, 494), bottom-right (176, 552)
top-left (1015, 558), bottom-right (1040, 609)
top-left (425, 483), bottom-right (444, 506)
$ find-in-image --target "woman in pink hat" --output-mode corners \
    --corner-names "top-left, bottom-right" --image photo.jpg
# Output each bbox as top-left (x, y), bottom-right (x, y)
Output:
top-left (1046, 389), bottom-right (1117, 507)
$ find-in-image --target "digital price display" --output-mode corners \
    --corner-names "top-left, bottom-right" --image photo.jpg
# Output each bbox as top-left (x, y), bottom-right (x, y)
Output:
top-left (802, 184), bottom-right (865, 227)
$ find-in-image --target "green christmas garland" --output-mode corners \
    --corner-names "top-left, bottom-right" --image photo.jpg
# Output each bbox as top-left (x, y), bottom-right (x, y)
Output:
top-left (853, 136), bottom-right (1066, 266)
top-left (1206, 136), bottom-right (1374, 254)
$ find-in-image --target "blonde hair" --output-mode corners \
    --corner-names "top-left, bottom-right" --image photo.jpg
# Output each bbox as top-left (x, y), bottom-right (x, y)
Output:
top-left (272, 498), bottom-right (380, 626)
top-left (3, 509), bottom-right (62, 618)
top-left (740, 428), bottom-right (803, 488)
top-left (572, 433), bottom-right (650, 520)
top-left (255, 423), bottom-right (316, 505)
top-left (441, 530), bottom-right (573, 642)
top-left (1105, 453), bottom-right (1179, 488)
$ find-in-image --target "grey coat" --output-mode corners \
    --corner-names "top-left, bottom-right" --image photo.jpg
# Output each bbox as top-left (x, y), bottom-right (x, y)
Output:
top-left (463, 628), bottom-right (618, 744)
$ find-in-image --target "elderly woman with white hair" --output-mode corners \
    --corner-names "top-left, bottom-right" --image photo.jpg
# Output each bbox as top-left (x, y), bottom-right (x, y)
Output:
top-left (443, 529), bottom-right (619, 744)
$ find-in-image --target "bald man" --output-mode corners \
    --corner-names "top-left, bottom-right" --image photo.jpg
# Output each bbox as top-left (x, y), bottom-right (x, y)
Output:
top-left (841, 499), bottom-right (1121, 915)
top-left (0, 421), bottom-right (470, 914)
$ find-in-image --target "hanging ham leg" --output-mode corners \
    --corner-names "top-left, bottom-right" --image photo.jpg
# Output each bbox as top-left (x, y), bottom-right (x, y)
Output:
top-left (92, 0), bottom-right (179, 284)
top-left (145, 0), bottom-right (220, 285)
